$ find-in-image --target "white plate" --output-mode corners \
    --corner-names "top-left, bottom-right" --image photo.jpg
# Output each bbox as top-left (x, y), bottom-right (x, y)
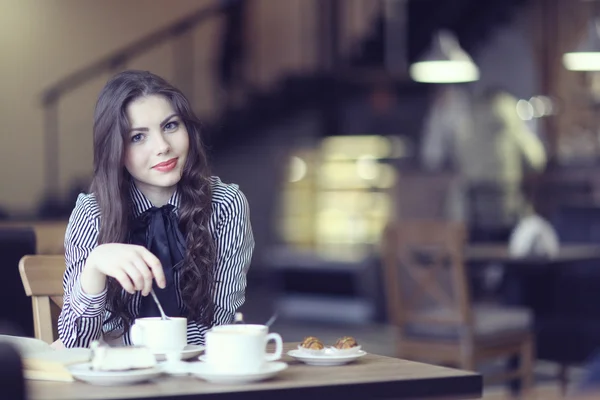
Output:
top-left (189, 361), bottom-right (288, 384)
top-left (68, 363), bottom-right (163, 386)
top-left (153, 344), bottom-right (205, 361)
top-left (287, 349), bottom-right (367, 366)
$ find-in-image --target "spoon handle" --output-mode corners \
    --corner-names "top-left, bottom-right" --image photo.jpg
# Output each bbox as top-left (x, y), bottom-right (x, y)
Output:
top-left (150, 289), bottom-right (169, 320)
top-left (265, 312), bottom-right (278, 327)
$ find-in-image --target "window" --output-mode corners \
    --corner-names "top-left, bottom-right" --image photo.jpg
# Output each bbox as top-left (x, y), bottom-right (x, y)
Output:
top-left (278, 135), bottom-right (405, 261)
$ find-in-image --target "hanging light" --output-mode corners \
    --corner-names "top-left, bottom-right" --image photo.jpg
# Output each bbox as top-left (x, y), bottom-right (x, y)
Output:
top-left (563, 19), bottom-right (600, 71)
top-left (409, 30), bottom-right (480, 83)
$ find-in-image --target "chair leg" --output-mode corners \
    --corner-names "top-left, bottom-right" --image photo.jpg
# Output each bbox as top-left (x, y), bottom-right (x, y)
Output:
top-left (459, 351), bottom-right (476, 371)
top-left (519, 336), bottom-right (535, 399)
top-left (558, 364), bottom-right (569, 396)
top-left (507, 354), bottom-right (521, 397)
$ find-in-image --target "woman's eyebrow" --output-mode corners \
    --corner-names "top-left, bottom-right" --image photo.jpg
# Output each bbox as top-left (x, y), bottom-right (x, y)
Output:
top-left (129, 113), bottom-right (178, 132)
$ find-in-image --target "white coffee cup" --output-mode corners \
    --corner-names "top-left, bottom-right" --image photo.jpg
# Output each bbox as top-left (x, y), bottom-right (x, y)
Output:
top-left (210, 323), bottom-right (268, 334)
top-left (130, 317), bottom-right (187, 353)
top-left (204, 324), bottom-right (283, 374)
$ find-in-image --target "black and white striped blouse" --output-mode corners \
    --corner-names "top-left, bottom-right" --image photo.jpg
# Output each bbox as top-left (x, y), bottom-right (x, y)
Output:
top-left (57, 176), bottom-right (254, 348)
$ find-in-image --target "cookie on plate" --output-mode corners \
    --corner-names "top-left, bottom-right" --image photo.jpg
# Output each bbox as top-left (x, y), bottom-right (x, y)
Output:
top-left (334, 336), bottom-right (359, 349)
top-left (300, 336), bottom-right (325, 350)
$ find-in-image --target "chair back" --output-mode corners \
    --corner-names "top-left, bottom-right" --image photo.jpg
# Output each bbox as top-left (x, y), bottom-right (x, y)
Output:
top-left (18, 255), bottom-right (65, 344)
top-left (382, 220), bottom-right (473, 336)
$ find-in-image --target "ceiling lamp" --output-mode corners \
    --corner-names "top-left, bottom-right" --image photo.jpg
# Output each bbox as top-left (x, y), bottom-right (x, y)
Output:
top-left (409, 30), bottom-right (480, 83)
top-left (563, 19), bottom-right (600, 71)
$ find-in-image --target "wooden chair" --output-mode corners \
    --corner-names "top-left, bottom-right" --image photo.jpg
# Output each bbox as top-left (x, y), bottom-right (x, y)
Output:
top-left (381, 220), bottom-right (534, 395)
top-left (18, 255), bottom-right (65, 344)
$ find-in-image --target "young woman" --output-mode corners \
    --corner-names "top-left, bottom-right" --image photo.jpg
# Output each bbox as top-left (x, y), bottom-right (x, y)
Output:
top-left (57, 70), bottom-right (254, 348)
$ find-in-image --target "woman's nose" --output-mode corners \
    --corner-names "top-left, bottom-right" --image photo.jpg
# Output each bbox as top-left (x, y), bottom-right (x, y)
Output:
top-left (154, 134), bottom-right (171, 155)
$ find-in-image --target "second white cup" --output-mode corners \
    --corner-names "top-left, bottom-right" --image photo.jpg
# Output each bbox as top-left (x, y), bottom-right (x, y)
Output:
top-left (204, 324), bottom-right (283, 374)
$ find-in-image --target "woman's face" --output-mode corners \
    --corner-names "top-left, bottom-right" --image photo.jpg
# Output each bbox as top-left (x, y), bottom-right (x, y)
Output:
top-left (124, 94), bottom-right (189, 205)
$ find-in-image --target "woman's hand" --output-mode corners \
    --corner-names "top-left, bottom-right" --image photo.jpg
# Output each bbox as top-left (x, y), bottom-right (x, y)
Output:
top-left (81, 244), bottom-right (166, 296)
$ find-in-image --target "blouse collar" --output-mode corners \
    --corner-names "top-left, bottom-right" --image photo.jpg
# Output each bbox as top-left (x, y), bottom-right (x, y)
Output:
top-left (129, 181), bottom-right (181, 218)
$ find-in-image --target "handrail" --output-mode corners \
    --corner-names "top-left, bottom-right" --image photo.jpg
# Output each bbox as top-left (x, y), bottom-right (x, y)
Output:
top-left (40, 0), bottom-right (238, 197)
top-left (41, 1), bottom-right (233, 104)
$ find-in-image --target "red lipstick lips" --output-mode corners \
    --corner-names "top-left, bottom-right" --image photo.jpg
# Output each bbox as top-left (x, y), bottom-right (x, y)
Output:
top-left (152, 158), bottom-right (178, 172)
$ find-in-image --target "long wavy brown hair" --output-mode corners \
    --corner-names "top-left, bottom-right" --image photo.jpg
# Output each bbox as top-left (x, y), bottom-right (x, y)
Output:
top-left (90, 70), bottom-right (215, 335)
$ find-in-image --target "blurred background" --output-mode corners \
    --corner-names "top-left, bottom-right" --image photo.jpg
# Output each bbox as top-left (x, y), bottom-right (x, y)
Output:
top-left (4, 0), bottom-right (600, 397)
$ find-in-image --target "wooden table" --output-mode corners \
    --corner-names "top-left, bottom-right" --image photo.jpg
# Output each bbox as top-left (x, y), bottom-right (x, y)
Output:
top-left (466, 244), bottom-right (600, 267)
top-left (466, 243), bottom-right (600, 366)
top-left (27, 343), bottom-right (482, 400)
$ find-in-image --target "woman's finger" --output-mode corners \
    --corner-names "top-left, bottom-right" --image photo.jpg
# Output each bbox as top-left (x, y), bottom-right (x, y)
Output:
top-left (112, 269), bottom-right (135, 294)
top-left (123, 262), bottom-right (145, 292)
top-left (131, 256), bottom-right (154, 296)
top-left (135, 247), bottom-right (166, 289)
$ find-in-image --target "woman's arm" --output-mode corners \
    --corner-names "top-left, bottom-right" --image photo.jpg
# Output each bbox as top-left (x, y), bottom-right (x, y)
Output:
top-left (57, 194), bottom-right (107, 348)
top-left (185, 183), bottom-right (254, 343)
top-left (211, 186), bottom-right (254, 326)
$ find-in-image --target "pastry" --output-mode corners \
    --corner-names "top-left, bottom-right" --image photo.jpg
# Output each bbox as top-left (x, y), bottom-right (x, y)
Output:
top-left (300, 336), bottom-right (324, 350)
top-left (90, 341), bottom-right (156, 371)
top-left (334, 336), bottom-right (358, 349)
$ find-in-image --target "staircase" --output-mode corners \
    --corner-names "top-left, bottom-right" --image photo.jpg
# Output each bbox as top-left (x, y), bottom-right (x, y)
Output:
top-left (206, 0), bottom-right (531, 154)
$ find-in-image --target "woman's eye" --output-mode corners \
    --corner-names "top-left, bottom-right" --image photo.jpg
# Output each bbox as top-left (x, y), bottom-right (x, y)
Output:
top-left (164, 121), bottom-right (179, 132)
top-left (131, 133), bottom-right (144, 143)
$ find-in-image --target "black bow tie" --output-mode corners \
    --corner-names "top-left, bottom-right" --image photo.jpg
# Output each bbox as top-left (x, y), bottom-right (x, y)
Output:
top-left (128, 205), bottom-right (186, 318)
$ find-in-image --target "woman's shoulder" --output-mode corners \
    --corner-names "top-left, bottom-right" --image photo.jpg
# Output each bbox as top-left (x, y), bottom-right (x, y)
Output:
top-left (209, 176), bottom-right (249, 214)
top-left (70, 192), bottom-right (101, 221)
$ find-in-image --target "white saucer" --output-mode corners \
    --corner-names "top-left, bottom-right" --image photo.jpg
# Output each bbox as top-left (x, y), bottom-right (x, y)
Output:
top-left (287, 349), bottom-right (367, 366)
top-left (153, 344), bottom-right (205, 361)
top-left (68, 363), bottom-right (163, 386)
top-left (189, 361), bottom-right (288, 384)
